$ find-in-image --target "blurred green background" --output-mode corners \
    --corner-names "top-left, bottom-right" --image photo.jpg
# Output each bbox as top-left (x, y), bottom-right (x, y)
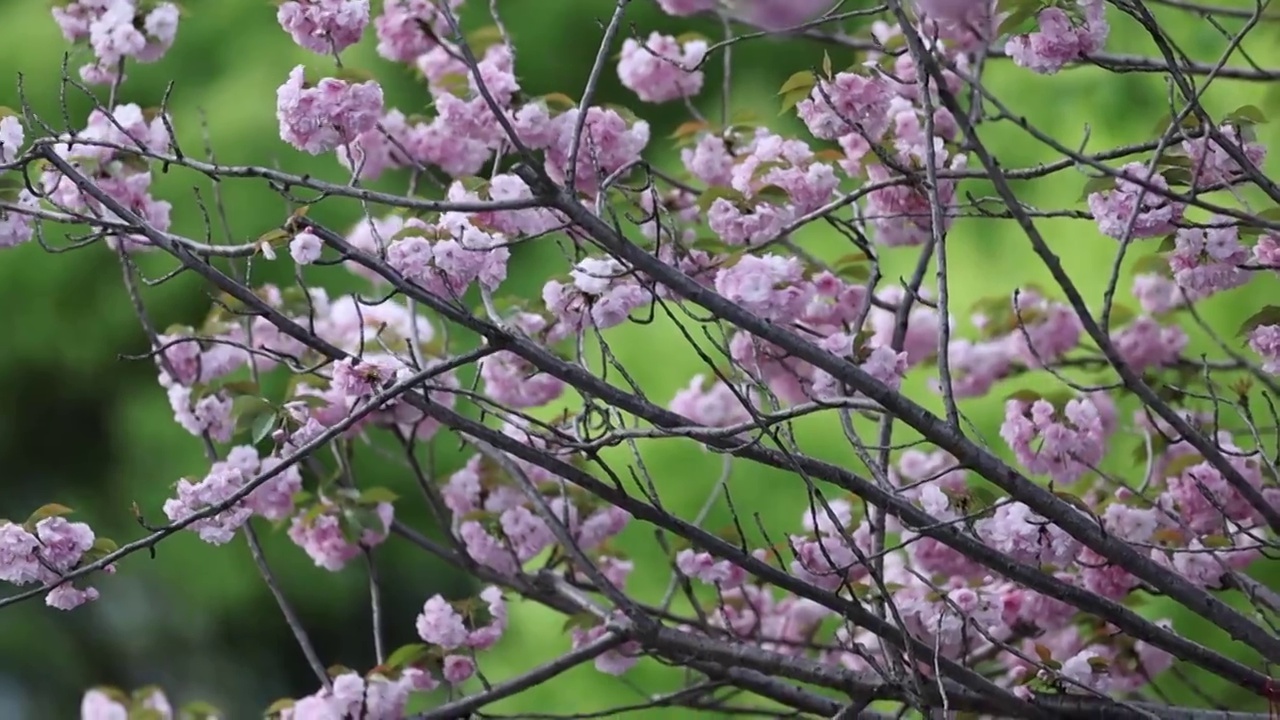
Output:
top-left (2, 0), bottom-right (1280, 717)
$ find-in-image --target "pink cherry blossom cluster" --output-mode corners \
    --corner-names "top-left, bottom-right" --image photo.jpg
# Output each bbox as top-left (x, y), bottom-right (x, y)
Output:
top-left (1005, 0), bottom-right (1109, 75)
top-left (440, 435), bottom-right (632, 578)
top-left (81, 585), bottom-right (509, 718)
top-left (617, 32), bottom-right (708, 104)
top-left (39, 103), bottom-right (174, 250)
top-left (1086, 162), bottom-right (1185, 240)
top-left (51, 0), bottom-right (181, 84)
top-left (277, 0), bottom-right (370, 55)
top-left (0, 115), bottom-right (39, 247)
top-left (0, 509), bottom-right (113, 611)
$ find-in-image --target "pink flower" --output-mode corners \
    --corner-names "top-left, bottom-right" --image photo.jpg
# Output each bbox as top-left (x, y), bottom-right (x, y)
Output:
top-left (980, 502), bottom-right (1081, 567)
top-left (572, 621), bottom-right (641, 675)
top-left (245, 455), bottom-right (304, 522)
top-left (277, 0), bottom-right (369, 54)
top-left (1112, 316), bottom-right (1187, 370)
top-left (416, 595), bottom-right (469, 650)
top-left (1006, 291), bottom-right (1082, 367)
top-left (617, 32), bottom-right (707, 103)
top-left (863, 151), bottom-right (963, 247)
top-left (478, 351), bottom-right (564, 409)
top-left (798, 72), bottom-right (893, 141)
top-left (713, 254), bottom-right (810, 322)
top-left (0, 190), bottom-right (39, 248)
top-left (790, 529), bottom-right (871, 591)
top-left (913, 0), bottom-right (998, 51)
top-left (442, 655), bottom-right (476, 685)
top-left (868, 286), bottom-right (944, 366)
top-left (1131, 272), bottom-right (1185, 314)
top-left (676, 549), bottom-right (747, 588)
top-left (80, 689), bottom-right (130, 720)
top-left (939, 339), bottom-right (1013, 398)
top-left (1005, 2), bottom-right (1108, 75)
top-left (656, 0), bottom-right (717, 16)
top-left (0, 115), bottom-right (24, 164)
top-left (682, 134), bottom-right (735, 186)
top-left (707, 197), bottom-right (790, 246)
top-left (1165, 449), bottom-right (1265, 533)
top-left (1249, 324), bottom-right (1280, 374)
top-left (1000, 396), bottom-right (1108, 484)
top-left (287, 501), bottom-right (394, 571)
top-left (1253, 233), bottom-right (1280, 269)
top-left (670, 375), bottom-right (753, 428)
top-left (374, 0), bottom-right (462, 62)
top-left (290, 231), bottom-right (323, 265)
top-left (735, 0), bottom-right (834, 30)
top-left (542, 107), bottom-right (650, 194)
top-left (1087, 162), bottom-right (1184, 240)
top-left (276, 65), bottom-right (385, 155)
top-left (163, 467), bottom-right (253, 545)
top-left (467, 586), bottom-right (508, 650)
top-left (1182, 124), bottom-right (1267, 188)
top-left (331, 356), bottom-right (398, 398)
top-left (1168, 221), bottom-right (1250, 300)
top-left (53, 1), bottom-right (181, 83)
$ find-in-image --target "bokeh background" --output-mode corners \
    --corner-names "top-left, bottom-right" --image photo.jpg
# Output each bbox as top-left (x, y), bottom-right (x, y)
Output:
top-left (1, 0), bottom-right (1280, 717)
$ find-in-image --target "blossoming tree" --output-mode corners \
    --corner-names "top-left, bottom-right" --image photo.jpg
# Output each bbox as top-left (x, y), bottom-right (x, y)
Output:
top-left (4, 0), bottom-right (1280, 717)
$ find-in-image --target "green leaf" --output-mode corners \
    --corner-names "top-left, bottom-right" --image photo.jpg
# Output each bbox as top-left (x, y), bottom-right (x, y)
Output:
top-left (1202, 534), bottom-right (1233, 548)
top-left (697, 186), bottom-right (747, 212)
top-left (1225, 104), bottom-right (1268, 125)
top-left (675, 31), bottom-right (709, 44)
top-left (540, 92), bottom-right (577, 110)
top-left (1079, 175), bottom-right (1116, 201)
top-left (779, 88), bottom-right (812, 115)
top-left (386, 643), bottom-right (431, 669)
top-left (690, 236), bottom-right (735, 255)
top-left (262, 698), bottom-right (295, 717)
top-left (1131, 251), bottom-right (1172, 277)
top-left (777, 70), bottom-right (818, 96)
top-left (1162, 453), bottom-right (1203, 479)
top-left (1237, 305), bottom-right (1280, 337)
top-left (256, 228), bottom-right (291, 246)
top-left (251, 411), bottom-right (278, 445)
top-left (466, 25), bottom-right (505, 53)
top-left (821, 50), bottom-right (833, 79)
top-left (752, 184), bottom-right (790, 206)
top-left (1242, 206), bottom-right (1280, 236)
top-left (1155, 233), bottom-right (1177, 253)
top-left (1107, 304), bottom-right (1136, 326)
top-left (669, 119), bottom-right (709, 140)
top-left (25, 503), bottom-right (74, 526)
top-left (217, 380), bottom-right (261, 397)
top-left (1151, 113), bottom-right (1201, 137)
top-left (562, 612), bottom-right (598, 632)
top-left (997, 0), bottom-right (1042, 37)
top-left (177, 700), bottom-right (224, 720)
top-left (332, 67), bottom-right (376, 84)
top-left (1160, 167), bottom-right (1194, 187)
top-left (1005, 389), bottom-right (1043, 405)
top-left (833, 252), bottom-right (870, 281)
top-left (346, 506), bottom-right (387, 536)
top-left (1053, 491), bottom-right (1097, 519)
top-left (233, 396), bottom-right (276, 441)
top-left (358, 487), bottom-right (400, 504)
